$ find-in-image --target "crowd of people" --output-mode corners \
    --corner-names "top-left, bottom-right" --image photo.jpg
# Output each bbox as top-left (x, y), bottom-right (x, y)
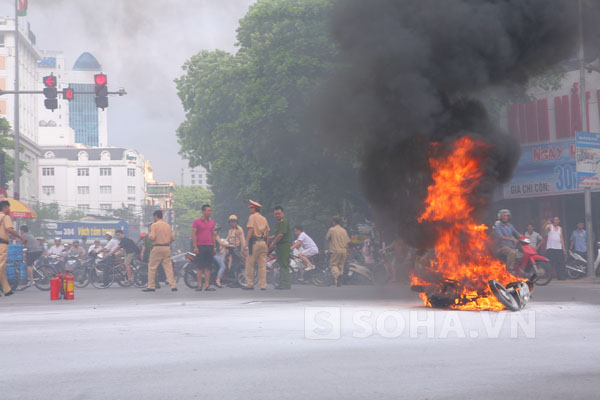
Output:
top-left (0, 199), bottom-right (353, 296)
top-left (493, 209), bottom-right (591, 280)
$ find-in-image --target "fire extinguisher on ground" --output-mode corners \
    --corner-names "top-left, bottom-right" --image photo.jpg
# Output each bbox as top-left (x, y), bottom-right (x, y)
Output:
top-left (64, 269), bottom-right (74, 300)
top-left (50, 272), bottom-right (63, 300)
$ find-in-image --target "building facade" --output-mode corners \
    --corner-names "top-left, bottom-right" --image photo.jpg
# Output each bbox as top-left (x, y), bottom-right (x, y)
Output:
top-left (497, 66), bottom-right (600, 235)
top-left (0, 17), bottom-right (43, 201)
top-left (38, 147), bottom-right (146, 217)
top-left (181, 165), bottom-right (210, 190)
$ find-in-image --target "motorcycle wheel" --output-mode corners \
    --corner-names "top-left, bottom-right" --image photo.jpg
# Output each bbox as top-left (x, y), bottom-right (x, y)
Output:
top-left (72, 266), bottom-right (91, 288)
top-left (237, 269), bottom-right (258, 287)
top-left (533, 260), bottom-right (552, 286)
top-left (90, 268), bottom-right (114, 289)
top-left (184, 266), bottom-right (199, 289)
top-left (489, 280), bottom-right (520, 311)
top-left (34, 265), bottom-right (56, 291)
top-left (566, 267), bottom-right (584, 279)
top-left (116, 273), bottom-right (134, 287)
top-left (311, 269), bottom-right (334, 287)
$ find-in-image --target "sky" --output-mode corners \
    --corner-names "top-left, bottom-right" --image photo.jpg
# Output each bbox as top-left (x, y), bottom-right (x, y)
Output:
top-left (0, 0), bottom-right (256, 182)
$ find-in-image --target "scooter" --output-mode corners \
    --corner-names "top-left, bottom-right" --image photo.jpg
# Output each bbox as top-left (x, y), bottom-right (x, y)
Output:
top-left (565, 242), bottom-right (600, 279)
top-left (512, 236), bottom-right (552, 286)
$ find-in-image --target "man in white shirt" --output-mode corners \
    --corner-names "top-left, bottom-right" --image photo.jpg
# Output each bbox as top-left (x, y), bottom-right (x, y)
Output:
top-left (47, 238), bottom-right (65, 257)
top-left (102, 232), bottom-right (120, 254)
top-left (88, 239), bottom-right (103, 255)
top-left (291, 225), bottom-right (319, 271)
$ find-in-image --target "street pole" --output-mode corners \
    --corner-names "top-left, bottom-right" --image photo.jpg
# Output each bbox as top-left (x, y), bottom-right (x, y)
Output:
top-left (13, 0), bottom-right (20, 199)
top-left (578, 0), bottom-right (594, 277)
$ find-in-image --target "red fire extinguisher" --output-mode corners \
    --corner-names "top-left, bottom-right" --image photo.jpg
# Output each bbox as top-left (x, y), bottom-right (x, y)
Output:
top-left (50, 276), bottom-right (61, 300)
top-left (64, 270), bottom-right (74, 300)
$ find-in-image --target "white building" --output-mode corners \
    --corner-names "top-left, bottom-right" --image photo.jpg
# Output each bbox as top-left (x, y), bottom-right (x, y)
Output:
top-left (181, 166), bottom-right (210, 190)
top-left (38, 147), bottom-right (146, 217)
top-left (0, 17), bottom-right (43, 201)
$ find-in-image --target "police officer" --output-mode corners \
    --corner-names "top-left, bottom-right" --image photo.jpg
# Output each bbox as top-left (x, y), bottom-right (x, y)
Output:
top-left (0, 200), bottom-right (27, 296)
top-left (269, 206), bottom-right (291, 289)
top-left (142, 210), bottom-right (177, 292)
top-left (243, 200), bottom-right (270, 290)
top-left (325, 216), bottom-right (350, 287)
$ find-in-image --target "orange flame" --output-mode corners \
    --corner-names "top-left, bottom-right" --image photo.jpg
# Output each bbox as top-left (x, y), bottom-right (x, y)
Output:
top-left (411, 136), bottom-right (518, 311)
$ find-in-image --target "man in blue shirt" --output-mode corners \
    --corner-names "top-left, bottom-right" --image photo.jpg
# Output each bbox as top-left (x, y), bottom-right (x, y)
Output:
top-left (569, 222), bottom-right (587, 259)
top-left (493, 209), bottom-right (521, 272)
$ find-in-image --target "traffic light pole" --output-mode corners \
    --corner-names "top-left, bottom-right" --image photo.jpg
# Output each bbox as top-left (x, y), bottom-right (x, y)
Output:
top-left (13, 0), bottom-right (20, 198)
top-left (0, 89), bottom-right (127, 96)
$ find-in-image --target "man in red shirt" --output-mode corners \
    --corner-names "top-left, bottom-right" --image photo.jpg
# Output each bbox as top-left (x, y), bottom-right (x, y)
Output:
top-left (192, 204), bottom-right (216, 291)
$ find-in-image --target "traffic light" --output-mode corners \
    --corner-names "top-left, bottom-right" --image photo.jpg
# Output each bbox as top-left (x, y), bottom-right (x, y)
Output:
top-left (94, 73), bottom-right (108, 110)
top-left (43, 75), bottom-right (58, 111)
top-left (62, 87), bottom-right (74, 101)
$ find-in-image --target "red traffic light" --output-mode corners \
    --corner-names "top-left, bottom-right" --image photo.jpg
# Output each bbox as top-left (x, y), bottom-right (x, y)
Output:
top-left (62, 88), bottom-right (74, 100)
top-left (43, 75), bottom-right (56, 87)
top-left (94, 73), bottom-right (107, 86)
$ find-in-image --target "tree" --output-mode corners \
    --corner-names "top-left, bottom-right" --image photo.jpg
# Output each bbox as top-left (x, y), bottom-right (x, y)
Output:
top-left (176, 0), bottom-right (369, 240)
top-left (172, 186), bottom-right (214, 242)
top-left (63, 208), bottom-right (86, 221)
top-left (0, 117), bottom-right (24, 188)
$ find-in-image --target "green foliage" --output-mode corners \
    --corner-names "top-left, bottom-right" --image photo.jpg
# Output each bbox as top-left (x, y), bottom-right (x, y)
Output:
top-left (0, 117), bottom-right (17, 186)
top-left (175, 0), bottom-right (369, 240)
top-left (172, 186), bottom-right (214, 240)
top-left (110, 206), bottom-right (137, 222)
top-left (63, 208), bottom-right (86, 221)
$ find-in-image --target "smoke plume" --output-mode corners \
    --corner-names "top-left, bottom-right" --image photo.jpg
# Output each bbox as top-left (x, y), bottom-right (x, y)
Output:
top-left (321, 0), bottom-right (600, 248)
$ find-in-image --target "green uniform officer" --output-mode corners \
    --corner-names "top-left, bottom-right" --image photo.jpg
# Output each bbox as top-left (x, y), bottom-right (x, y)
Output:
top-left (270, 206), bottom-right (291, 289)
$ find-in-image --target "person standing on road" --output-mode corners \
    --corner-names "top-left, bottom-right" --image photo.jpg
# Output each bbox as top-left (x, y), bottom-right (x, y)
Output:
top-left (325, 216), bottom-right (350, 287)
top-left (269, 206), bottom-right (291, 290)
top-left (569, 221), bottom-right (587, 261)
top-left (545, 216), bottom-right (567, 280)
top-left (192, 204), bottom-right (216, 292)
top-left (19, 226), bottom-right (42, 286)
top-left (524, 223), bottom-right (543, 251)
top-left (142, 210), bottom-right (177, 292)
top-left (0, 200), bottom-right (27, 296)
top-left (244, 200), bottom-right (270, 290)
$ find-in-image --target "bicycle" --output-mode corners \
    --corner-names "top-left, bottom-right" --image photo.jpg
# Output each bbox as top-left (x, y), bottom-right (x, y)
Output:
top-left (7, 258), bottom-right (56, 291)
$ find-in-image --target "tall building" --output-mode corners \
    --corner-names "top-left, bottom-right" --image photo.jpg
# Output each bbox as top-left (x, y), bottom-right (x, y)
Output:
top-left (36, 51), bottom-right (108, 148)
top-left (181, 166), bottom-right (211, 190)
top-left (0, 17), bottom-right (43, 201)
top-left (69, 52), bottom-right (107, 147)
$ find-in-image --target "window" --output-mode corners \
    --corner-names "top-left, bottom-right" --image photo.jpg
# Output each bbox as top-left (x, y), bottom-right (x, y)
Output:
top-left (191, 180), bottom-right (196, 185)
top-left (42, 168), bottom-right (54, 176)
top-left (100, 204), bottom-right (112, 210)
top-left (100, 186), bottom-right (112, 194)
top-left (127, 186), bottom-right (136, 195)
top-left (191, 174), bottom-right (195, 179)
top-left (42, 186), bottom-right (55, 195)
top-left (100, 168), bottom-right (111, 176)
top-left (77, 168), bottom-right (89, 176)
top-left (77, 204), bottom-right (90, 212)
top-left (77, 186), bottom-right (90, 195)
top-left (127, 168), bottom-right (136, 177)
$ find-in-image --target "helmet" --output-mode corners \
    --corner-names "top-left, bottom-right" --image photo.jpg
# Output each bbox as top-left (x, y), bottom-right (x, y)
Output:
top-left (498, 209), bottom-right (511, 218)
top-left (54, 237), bottom-right (61, 241)
top-left (140, 233), bottom-right (146, 238)
top-left (228, 215), bottom-right (238, 221)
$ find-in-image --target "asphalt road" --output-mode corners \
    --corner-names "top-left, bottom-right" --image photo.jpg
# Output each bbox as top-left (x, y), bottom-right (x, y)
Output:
top-left (1, 281), bottom-right (599, 399)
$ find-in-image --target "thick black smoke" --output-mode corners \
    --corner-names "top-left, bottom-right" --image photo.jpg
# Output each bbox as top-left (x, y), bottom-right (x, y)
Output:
top-left (320, 0), bottom-right (600, 248)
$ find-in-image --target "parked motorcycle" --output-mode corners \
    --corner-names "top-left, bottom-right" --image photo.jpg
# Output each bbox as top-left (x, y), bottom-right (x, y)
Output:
top-left (271, 253), bottom-right (323, 288)
top-left (565, 242), bottom-right (600, 279)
